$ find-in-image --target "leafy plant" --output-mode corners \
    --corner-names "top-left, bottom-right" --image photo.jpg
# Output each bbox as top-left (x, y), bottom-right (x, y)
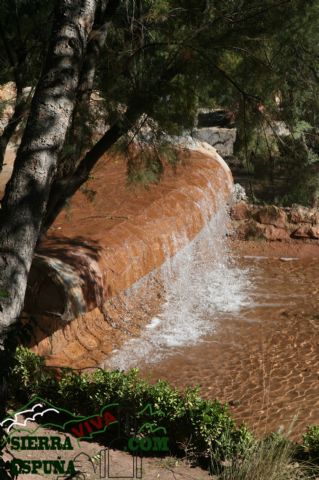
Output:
top-left (9, 347), bottom-right (251, 465)
top-left (303, 426), bottom-right (319, 461)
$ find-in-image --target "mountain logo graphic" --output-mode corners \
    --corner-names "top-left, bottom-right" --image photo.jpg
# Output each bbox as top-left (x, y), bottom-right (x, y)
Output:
top-left (0, 396), bottom-right (118, 448)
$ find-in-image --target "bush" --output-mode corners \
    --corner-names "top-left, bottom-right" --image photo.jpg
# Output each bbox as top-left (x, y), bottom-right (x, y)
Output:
top-left (7, 347), bottom-right (319, 478)
top-left (214, 433), bottom-right (317, 480)
top-left (303, 426), bottom-right (319, 461)
top-left (9, 347), bottom-right (252, 466)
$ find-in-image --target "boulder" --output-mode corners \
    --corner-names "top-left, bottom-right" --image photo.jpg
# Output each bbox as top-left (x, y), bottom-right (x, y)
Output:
top-left (253, 205), bottom-right (287, 229)
top-left (309, 226), bottom-right (319, 239)
top-left (235, 220), bottom-right (257, 240)
top-left (291, 226), bottom-right (312, 239)
top-left (255, 224), bottom-right (290, 242)
top-left (289, 206), bottom-right (319, 225)
top-left (235, 220), bottom-right (290, 241)
top-left (230, 201), bottom-right (251, 221)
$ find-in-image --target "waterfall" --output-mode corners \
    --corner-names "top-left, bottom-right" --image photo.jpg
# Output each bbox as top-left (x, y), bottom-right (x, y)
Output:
top-left (104, 196), bottom-right (252, 370)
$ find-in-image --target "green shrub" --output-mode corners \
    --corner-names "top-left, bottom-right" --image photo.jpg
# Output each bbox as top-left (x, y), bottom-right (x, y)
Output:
top-left (8, 347), bottom-right (319, 477)
top-left (303, 426), bottom-right (319, 460)
top-left (214, 433), bottom-right (317, 480)
top-left (9, 347), bottom-right (252, 465)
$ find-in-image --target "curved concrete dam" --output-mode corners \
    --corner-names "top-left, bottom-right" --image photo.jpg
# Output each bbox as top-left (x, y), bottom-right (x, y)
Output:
top-left (24, 141), bottom-right (233, 367)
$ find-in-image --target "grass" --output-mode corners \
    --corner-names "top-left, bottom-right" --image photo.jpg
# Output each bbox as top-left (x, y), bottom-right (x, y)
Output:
top-left (211, 434), bottom-right (317, 480)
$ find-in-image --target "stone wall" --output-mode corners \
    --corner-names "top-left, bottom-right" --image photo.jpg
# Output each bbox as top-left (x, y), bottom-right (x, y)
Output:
top-left (231, 202), bottom-right (319, 242)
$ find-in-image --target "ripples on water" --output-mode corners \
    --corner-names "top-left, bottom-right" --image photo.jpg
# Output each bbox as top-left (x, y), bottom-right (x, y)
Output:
top-left (107, 200), bottom-right (252, 369)
top-left (104, 199), bottom-right (319, 438)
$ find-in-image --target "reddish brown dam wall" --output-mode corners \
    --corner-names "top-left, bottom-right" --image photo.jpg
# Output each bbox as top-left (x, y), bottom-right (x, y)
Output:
top-left (24, 142), bottom-right (233, 366)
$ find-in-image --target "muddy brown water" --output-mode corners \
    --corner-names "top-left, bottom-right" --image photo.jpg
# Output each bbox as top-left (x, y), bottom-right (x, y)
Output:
top-left (137, 249), bottom-right (319, 440)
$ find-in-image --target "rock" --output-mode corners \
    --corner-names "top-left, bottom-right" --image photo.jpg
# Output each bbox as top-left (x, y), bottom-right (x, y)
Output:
top-left (255, 224), bottom-right (290, 241)
top-left (264, 121), bottom-right (290, 137)
top-left (192, 127), bottom-right (237, 156)
top-left (291, 226), bottom-right (312, 239)
top-left (288, 206), bottom-right (319, 224)
top-left (254, 205), bottom-right (287, 229)
top-left (232, 183), bottom-right (247, 203)
top-left (22, 149), bottom-right (233, 366)
top-left (309, 226), bottom-right (319, 239)
top-left (230, 201), bottom-right (250, 221)
top-left (235, 220), bottom-right (289, 241)
top-left (234, 220), bottom-right (257, 240)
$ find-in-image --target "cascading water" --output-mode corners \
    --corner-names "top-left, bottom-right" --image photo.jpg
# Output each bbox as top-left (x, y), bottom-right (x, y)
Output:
top-left (104, 196), bottom-right (252, 370)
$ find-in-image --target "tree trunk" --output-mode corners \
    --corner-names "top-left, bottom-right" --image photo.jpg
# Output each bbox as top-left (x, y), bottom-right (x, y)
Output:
top-left (0, 0), bottom-right (97, 341)
top-left (0, 87), bottom-right (25, 172)
top-left (0, 20), bottom-right (27, 173)
top-left (58, 0), bottom-right (120, 178)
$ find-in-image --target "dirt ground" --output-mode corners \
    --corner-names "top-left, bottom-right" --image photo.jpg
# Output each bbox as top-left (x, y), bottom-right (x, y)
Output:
top-left (2, 421), bottom-right (211, 479)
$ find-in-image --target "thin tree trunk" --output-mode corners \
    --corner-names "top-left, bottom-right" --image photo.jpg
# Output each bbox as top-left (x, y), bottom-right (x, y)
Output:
top-left (0, 87), bottom-right (25, 172)
top-left (0, 21), bottom-right (27, 173)
top-left (59, 0), bottom-right (121, 177)
top-left (0, 0), bottom-right (97, 341)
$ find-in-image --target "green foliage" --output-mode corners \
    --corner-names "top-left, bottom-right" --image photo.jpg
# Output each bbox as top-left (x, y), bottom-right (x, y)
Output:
top-left (0, 0), bottom-right (54, 86)
top-left (8, 348), bottom-right (319, 476)
top-left (10, 347), bottom-right (251, 464)
top-left (3, 0), bottom-right (319, 200)
top-left (226, 0), bottom-right (319, 206)
top-left (214, 433), bottom-right (317, 480)
top-left (10, 346), bottom-right (56, 400)
top-left (303, 426), bottom-right (319, 460)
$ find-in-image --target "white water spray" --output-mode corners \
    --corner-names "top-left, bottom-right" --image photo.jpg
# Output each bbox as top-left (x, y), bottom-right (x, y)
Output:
top-left (105, 196), bottom-right (252, 370)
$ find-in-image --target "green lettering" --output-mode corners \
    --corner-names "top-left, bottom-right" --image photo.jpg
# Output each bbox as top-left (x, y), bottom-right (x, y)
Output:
top-left (152, 437), bottom-right (169, 452)
top-left (140, 438), bottom-right (152, 452)
top-left (10, 436), bottom-right (20, 450)
top-left (43, 461), bottom-right (52, 475)
top-left (31, 460), bottom-right (42, 474)
top-left (128, 437), bottom-right (139, 452)
top-left (38, 436), bottom-right (49, 450)
top-left (66, 461), bottom-right (76, 475)
top-left (28, 437), bottom-right (37, 450)
top-left (51, 436), bottom-right (62, 450)
top-left (20, 436), bottom-right (29, 450)
top-left (21, 461), bottom-right (31, 474)
top-left (11, 460), bottom-right (23, 475)
top-left (52, 460), bottom-right (65, 474)
top-left (63, 436), bottom-right (73, 450)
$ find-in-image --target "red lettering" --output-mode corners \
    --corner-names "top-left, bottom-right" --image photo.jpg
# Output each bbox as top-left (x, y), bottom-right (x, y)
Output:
top-left (104, 411), bottom-right (116, 425)
top-left (90, 416), bottom-right (103, 430)
top-left (84, 421), bottom-right (93, 433)
top-left (71, 423), bottom-right (84, 438)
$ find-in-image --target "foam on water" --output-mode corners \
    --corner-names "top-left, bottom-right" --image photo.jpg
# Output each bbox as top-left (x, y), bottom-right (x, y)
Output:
top-left (105, 198), bottom-right (252, 370)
